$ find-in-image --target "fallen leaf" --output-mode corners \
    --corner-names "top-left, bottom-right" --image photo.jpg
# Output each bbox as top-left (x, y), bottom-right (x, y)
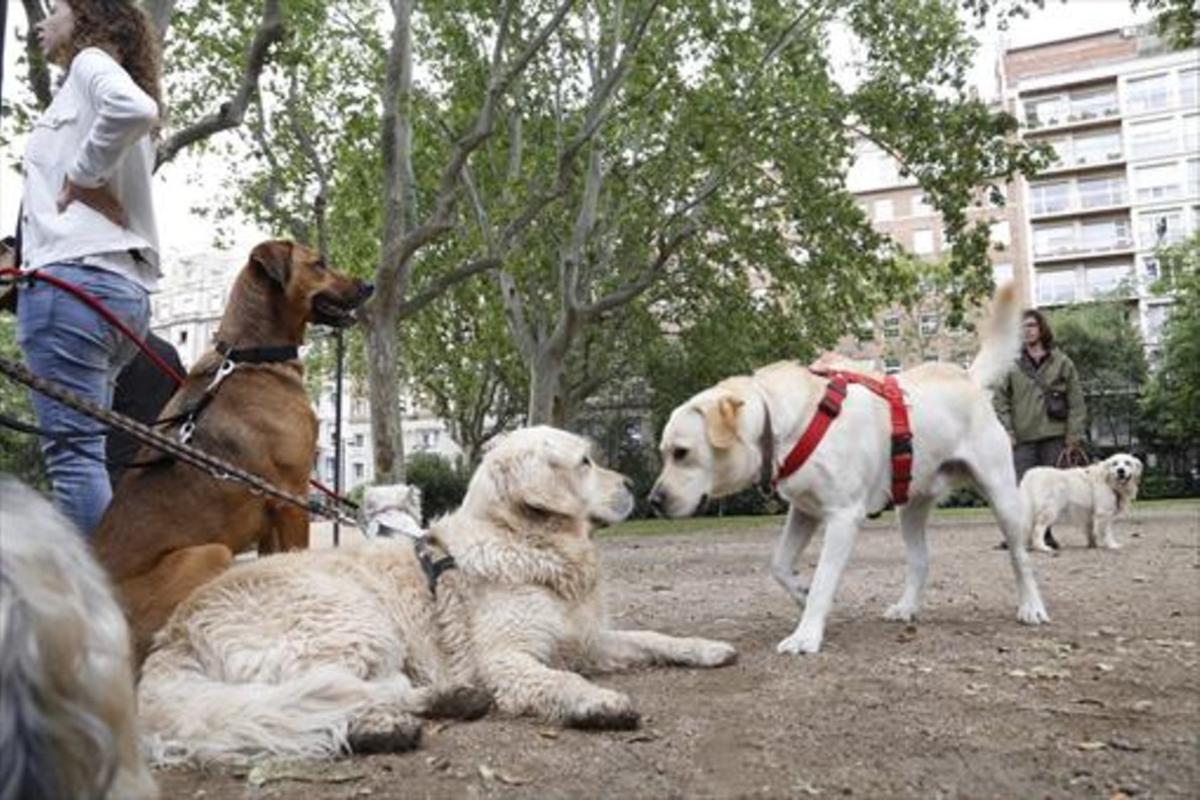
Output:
top-left (626, 732), bottom-right (658, 744)
top-left (478, 764), bottom-right (496, 782)
top-left (959, 665), bottom-right (982, 674)
top-left (536, 729), bottom-right (560, 740)
top-left (650, 584), bottom-right (673, 592)
top-left (1152, 638), bottom-right (1196, 649)
top-left (1008, 669), bottom-right (1029, 678)
top-left (896, 625), bottom-right (918, 643)
top-left (1076, 741), bottom-right (1108, 751)
top-left (1107, 738), bottom-right (1143, 752)
top-left (1074, 697), bottom-right (1106, 707)
top-left (1095, 663), bottom-right (1115, 673)
top-left (425, 756), bottom-right (450, 772)
top-left (1131, 700), bottom-right (1154, 713)
top-left (1131, 575), bottom-right (1149, 583)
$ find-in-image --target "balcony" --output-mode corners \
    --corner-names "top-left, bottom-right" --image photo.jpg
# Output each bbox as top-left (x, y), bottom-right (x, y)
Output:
top-left (1033, 237), bottom-right (1136, 264)
top-left (1024, 107), bottom-right (1121, 134)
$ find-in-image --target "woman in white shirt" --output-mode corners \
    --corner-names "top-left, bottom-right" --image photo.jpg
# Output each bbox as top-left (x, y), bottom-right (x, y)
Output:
top-left (18, 0), bottom-right (162, 535)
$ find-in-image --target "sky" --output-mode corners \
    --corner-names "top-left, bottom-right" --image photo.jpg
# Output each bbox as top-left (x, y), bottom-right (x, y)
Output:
top-left (0, 1), bottom-right (1156, 263)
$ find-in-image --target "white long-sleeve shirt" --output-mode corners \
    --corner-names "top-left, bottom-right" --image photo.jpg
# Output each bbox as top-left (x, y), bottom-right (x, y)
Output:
top-left (22, 47), bottom-right (161, 290)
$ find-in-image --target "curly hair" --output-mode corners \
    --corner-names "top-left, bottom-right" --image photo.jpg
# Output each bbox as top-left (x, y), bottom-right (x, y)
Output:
top-left (61, 0), bottom-right (163, 116)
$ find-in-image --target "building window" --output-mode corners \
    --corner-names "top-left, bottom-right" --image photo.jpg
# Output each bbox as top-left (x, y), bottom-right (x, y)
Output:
top-left (1129, 118), bottom-right (1176, 160)
top-left (1072, 130), bottom-right (1122, 165)
top-left (1180, 68), bottom-right (1199, 109)
top-left (1025, 94), bottom-right (1068, 127)
top-left (990, 221), bottom-right (1011, 248)
top-left (1081, 217), bottom-right (1132, 252)
top-left (882, 313), bottom-right (901, 340)
top-left (1033, 223), bottom-right (1074, 257)
top-left (353, 433), bottom-right (365, 448)
top-left (1184, 114), bottom-right (1200, 153)
top-left (1144, 304), bottom-right (1171, 342)
top-left (1187, 159), bottom-right (1200, 197)
top-left (177, 330), bottom-right (188, 345)
top-left (1036, 270), bottom-right (1077, 304)
top-left (1085, 264), bottom-right (1133, 298)
top-left (1138, 209), bottom-right (1185, 248)
top-left (1077, 174), bottom-right (1126, 209)
top-left (1030, 181), bottom-right (1070, 215)
top-left (329, 429), bottom-right (337, 445)
top-left (1134, 163), bottom-right (1181, 202)
top-left (992, 262), bottom-right (1014, 286)
top-left (912, 228), bottom-right (935, 255)
top-left (1126, 73), bottom-right (1170, 115)
top-left (325, 457), bottom-right (336, 477)
top-left (1045, 136), bottom-right (1070, 167)
top-left (1070, 86), bottom-right (1118, 120)
top-left (353, 462), bottom-right (364, 479)
top-left (1142, 255), bottom-right (1159, 281)
top-left (883, 357), bottom-right (902, 375)
top-left (919, 313), bottom-right (939, 336)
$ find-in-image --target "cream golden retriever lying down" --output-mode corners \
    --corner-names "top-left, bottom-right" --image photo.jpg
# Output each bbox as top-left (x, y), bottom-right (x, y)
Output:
top-left (1021, 453), bottom-right (1143, 552)
top-left (649, 284), bottom-right (1049, 656)
top-left (139, 427), bottom-right (736, 765)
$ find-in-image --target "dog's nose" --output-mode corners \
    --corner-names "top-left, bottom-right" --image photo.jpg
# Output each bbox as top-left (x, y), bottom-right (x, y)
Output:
top-left (358, 282), bottom-right (375, 299)
top-left (623, 477), bottom-right (636, 494)
top-left (647, 487), bottom-right (666, 515)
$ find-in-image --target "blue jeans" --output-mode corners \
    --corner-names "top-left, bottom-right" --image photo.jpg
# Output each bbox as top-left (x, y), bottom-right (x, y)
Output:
top-left (17, 263), bottom-right (150, 535)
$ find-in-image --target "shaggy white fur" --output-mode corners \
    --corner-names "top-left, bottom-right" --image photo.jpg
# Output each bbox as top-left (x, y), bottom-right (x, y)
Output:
top-left (1021, 453), bottom-right (1143, 551)
top-left (0, 478), bottom-right (157, 800)
top-left (138, 427), bottom-right (737, 765)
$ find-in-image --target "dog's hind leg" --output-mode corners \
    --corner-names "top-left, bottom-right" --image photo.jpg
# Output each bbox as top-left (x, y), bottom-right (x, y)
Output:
top-left (770, 505), bottom-right (818, 607)
top-left (884, 496), bottom-right (935, 622)
top-left (969, 445), bottom-right (1049, 626)
top-left (259, 505), bottom-right (309, 556)
top-left (346, 676), bottom-right (426, 755)
top-left (122, 543), bottom-right (234, 663)
top-left (777, 507), bottom-right (863, 655)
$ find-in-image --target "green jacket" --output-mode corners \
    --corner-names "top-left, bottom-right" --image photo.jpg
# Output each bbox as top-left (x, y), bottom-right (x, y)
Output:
top-left (993, 348), bottom-right (1087, 444)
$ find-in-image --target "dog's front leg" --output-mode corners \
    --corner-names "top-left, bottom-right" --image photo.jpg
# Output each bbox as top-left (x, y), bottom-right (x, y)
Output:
top-left (583, 629), bottom-right (737, 672)
top-left (480, 649), bottom-right (640, 730)
top-left (1094, 514), bottom-right (1120, 549)
top-left (770, 505), bottom-right (819, 606)
top-left (259, 504), bottom-right (309, 555)
top-left (777, 508), bottom-right (863, 656)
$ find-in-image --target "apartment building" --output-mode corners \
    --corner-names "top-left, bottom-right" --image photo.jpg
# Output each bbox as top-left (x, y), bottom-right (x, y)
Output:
top-left (150, 249), bottom-right (461, 493)
top-left (842, 141), bottom-right (1021, 372)
top-left (1003, 28), bottom-right (1199, 355)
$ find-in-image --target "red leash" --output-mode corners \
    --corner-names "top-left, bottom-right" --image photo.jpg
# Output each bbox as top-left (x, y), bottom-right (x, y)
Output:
top-left (774, 369), bottom-right (913, 505)
top-left (1, 267), bottom-right (350, 507)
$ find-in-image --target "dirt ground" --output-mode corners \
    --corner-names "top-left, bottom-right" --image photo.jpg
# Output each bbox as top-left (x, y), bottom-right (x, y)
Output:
top-left (160, 506), bottom-right (1199, 799)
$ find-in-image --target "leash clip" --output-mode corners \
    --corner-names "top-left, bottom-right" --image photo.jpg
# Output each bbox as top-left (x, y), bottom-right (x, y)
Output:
top-left (179, 420), bottom-right (196, 444)
top-left (207, 358), bottom-right (237, 391)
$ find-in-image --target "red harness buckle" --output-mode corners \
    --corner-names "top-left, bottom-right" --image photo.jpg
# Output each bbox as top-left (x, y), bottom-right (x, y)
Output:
top-left (774, 370), bottom-right (913, 505)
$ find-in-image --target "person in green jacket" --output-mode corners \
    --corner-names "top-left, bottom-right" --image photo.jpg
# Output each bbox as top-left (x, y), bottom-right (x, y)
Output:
top-left (993, 309), bottom-right (1088, 550)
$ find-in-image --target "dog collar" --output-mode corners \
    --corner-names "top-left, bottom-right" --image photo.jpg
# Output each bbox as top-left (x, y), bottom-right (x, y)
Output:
top-left (215, 340), bottom-right (299, 364)
top-left (376, 524), bottom-right (457, 597)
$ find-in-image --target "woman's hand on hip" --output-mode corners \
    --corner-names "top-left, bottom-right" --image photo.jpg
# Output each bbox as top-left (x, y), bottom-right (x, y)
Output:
top-left (57, 177), bottom-right (128, 228)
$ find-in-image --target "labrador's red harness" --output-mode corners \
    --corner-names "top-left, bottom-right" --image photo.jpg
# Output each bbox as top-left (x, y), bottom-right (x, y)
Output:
top-left (772, 370), bottom-right (913, 505)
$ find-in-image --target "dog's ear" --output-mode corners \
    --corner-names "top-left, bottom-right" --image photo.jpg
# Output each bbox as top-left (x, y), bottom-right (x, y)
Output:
top-left (249, 240), bottom-right (294, 287)
top-left (704, 395), bottom-right (744, 450)
top-left (489, 445), bottom-right (581, 520)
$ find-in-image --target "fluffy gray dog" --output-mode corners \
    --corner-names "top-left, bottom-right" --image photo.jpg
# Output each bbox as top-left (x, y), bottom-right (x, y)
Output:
top-left (0, 477), bottom-right (156, 800)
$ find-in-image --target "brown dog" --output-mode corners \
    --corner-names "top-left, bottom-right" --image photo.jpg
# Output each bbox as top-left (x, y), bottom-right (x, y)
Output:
top-left (92, 240), bottom-right (372, 660)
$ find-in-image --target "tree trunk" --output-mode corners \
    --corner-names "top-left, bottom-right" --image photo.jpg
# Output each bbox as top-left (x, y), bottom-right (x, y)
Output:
top-left (364, 306), bottom-right (406, 483)
top-left (528, 353), bottom-right (566, 427)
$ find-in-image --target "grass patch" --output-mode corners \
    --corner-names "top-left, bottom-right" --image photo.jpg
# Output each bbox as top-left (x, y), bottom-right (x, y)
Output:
top-left (602, 496), bottom-right (1198, 539)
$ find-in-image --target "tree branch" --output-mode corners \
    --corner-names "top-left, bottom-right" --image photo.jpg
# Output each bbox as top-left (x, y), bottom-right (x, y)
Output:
top-left (154, 0), bottom-right (284, 171)
top-left (580, 218), bottom-right (700, 320)
top-left (19, 0), bottom-right (52, 109)
top-left (285, 69), bottom-right (330, 256)
top-left (247, 94), bottom-right (309, 241)
top-left (397, 257), bottom-right (501, 319)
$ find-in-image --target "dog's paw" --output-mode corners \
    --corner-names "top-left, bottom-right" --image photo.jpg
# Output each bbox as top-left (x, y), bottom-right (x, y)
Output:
top-left (776, 631), bottom-right (822, 655)
top-left (426, 685), bottom-right (493, 720)
top-left (347, 711), bottom-right (422, 754)
top-left (565, 690), bottom-right (640, 731)
top-left (691, 639), bottom-right (738, 667)
top-left (1102, 541), bottom-right (1122, 551)
top-left (883, 602), bottom-right (918, 622)
top-left (1017, 601), bottom-right (1050, 626)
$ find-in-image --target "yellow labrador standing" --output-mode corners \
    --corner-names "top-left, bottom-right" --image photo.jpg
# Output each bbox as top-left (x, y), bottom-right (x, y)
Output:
top-left (139, 427), bottom-right (736, 765)
top-left (650, 284), bottom-right (1049, 655)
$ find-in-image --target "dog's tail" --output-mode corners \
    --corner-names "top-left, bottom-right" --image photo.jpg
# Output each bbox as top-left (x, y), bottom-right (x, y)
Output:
top-left (968, 281), bottom-right (1021, 391)
top-left (139, 647), bottom-right (412, 766)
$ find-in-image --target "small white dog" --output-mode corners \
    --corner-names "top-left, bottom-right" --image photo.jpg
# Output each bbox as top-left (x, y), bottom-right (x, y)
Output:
top-left (138, 427), bottom-right (737, 765)
top-left (361, 483), bottom-right (425, 538)
top-left (0, 478), bottom-right (157, 800)
top-left (1021, 453), bottom-right (1143, 552)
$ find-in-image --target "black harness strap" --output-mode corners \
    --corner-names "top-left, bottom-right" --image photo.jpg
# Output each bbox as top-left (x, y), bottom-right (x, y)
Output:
top-left (412, 537), bottom-right (457, 597)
